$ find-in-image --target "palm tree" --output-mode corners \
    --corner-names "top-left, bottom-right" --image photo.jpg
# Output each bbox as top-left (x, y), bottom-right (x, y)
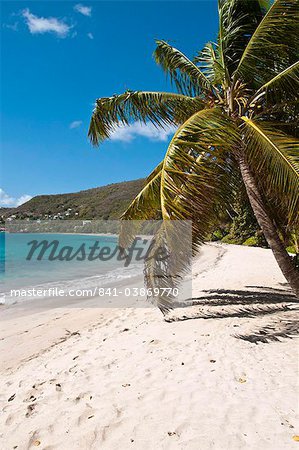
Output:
top-left (89, 0), bottom-right (299, 309)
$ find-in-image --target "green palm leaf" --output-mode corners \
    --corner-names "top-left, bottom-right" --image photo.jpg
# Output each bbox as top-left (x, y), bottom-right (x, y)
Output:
top-left (242, 117), bottom-right (299, 223)
top-left (121, 162), bottom-right (163, 221)
top-left (194, 42), bottom-right (225, 86)
top-left (160, 109), bottom-right (240, 238)
top-left (235, 0), bottom-right (299, 88)
top-left (217, 0), bottom-right (269, 77)
top-left (266, 101), bottom-right (299, 139)
top-left (250, 61), bottom-right (299, 106)
top-left (119, 162), bottom-right (163, 248)
top-left (154, 40), bottom-right (218, 97)
top-left (88, 90), bottom-right (205, 145)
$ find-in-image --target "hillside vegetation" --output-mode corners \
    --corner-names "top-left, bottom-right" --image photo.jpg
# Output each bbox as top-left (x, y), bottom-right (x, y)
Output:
top-left (0, 179), bottom-right (144, 220)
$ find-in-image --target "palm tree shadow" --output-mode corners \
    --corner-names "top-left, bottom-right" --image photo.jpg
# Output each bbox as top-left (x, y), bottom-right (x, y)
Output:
top-left (235, 315), bottom-right (299, 344)
top-left (166, 288), bottom-right (299, 344)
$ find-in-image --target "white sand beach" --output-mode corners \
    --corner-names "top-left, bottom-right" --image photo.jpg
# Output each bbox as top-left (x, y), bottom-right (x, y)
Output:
top-left (0, 243), bottom-right (298, 449)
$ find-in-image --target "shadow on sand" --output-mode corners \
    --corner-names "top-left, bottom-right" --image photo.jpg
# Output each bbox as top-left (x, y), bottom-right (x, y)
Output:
top-left (166, 288), bottom-right (299, 344)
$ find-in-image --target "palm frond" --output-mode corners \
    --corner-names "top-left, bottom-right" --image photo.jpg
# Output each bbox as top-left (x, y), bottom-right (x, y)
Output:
top-left (154, 40), bottom-right (218, 97)
top-left (119, 162), bottom-right (163, 248)
top-left (194, 42), bottom-right (225, 86)
top-left (235, 0), bottom-right (299, 89)
top-left (218, 0), bottom-right (268, 77)
top-left (242, 117), bottom-right (299, 224)
top-left (121, 162), bottom-right (163, 221)
top-left (250, 61), bottom-right (299, 106)
top-left (160, 108), bottom-right (240, 238)
top-left (266, 101), bottom-right (299, 139)
top-left (88, 90), bottom-right (204, 145)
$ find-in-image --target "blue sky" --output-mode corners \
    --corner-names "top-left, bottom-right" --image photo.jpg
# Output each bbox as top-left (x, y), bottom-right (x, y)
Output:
top-left (1, 0), bottom-right (219, 206)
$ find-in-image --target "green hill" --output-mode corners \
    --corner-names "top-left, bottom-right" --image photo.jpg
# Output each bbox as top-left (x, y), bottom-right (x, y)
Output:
top-left (0, 179), bottom-right (144, 220)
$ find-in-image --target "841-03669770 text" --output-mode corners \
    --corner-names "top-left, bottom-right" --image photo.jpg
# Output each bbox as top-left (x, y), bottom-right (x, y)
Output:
top-left (97, 287), bottom-right (179, 297)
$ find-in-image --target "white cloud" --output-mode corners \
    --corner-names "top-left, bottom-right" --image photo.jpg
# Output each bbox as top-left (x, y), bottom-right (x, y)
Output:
top-left (22, 9), bottom-right (71, 37)
top-left (74, 4), bottom-right (92, 17)
top-left (109, 122), bottom-right (176, 143)
top-left (15, 194), bottom-right (33, 207)
top-left (0, 189), bottom-right (15, 207)
top-left (0, 189), bottom-right (32, 208)
top-left (87, 32), bottom-right (94, 40)
top-left (69, 120), bottom-right (82, 129)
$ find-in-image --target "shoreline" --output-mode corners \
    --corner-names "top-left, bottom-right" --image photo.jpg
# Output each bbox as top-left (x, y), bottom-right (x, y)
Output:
top-left (0, 272), bottom-right (145, 319)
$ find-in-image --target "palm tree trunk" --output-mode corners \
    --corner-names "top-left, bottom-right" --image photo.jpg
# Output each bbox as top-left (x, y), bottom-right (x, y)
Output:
top-left (238, 155), bottom-right (299, 298)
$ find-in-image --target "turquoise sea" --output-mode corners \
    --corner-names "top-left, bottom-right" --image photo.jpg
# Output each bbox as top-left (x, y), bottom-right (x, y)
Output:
top-left (0, 232), bottom-right (144, 305)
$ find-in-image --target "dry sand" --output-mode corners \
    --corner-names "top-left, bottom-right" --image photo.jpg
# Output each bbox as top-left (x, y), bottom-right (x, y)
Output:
top-left (0, 243), bottom-right (298, 449)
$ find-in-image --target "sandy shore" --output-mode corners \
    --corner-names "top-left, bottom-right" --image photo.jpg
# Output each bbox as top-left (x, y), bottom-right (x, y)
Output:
top-left (0, 243), bottom-right (298, 449)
